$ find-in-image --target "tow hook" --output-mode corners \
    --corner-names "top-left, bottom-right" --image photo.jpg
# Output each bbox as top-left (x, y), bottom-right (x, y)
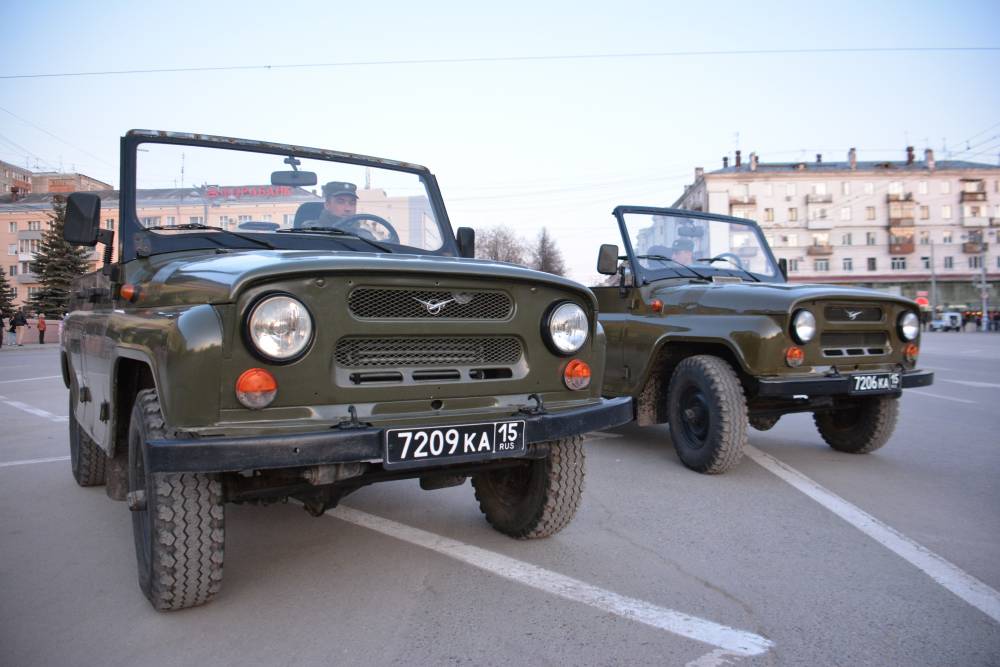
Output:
top-left (126, 489), bottom-right (146, 512)
top-left (518, 393), bottom-right (547, 416)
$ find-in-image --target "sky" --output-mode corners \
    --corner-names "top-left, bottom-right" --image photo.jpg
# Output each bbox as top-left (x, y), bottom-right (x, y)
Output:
top-left (2, 0), bottom-right (999, 283)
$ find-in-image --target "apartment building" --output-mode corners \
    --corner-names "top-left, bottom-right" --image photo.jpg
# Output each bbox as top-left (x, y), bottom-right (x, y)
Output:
top-left (674, 147), bottom-right (1000, 308)
top-left (1, 159), bottom-right (34, 198)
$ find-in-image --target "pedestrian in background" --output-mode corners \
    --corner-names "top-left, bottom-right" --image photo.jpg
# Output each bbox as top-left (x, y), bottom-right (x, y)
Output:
top-left (7, 312), bottom-right (18, 346)
top-left (37, 314), bottom-right (47, 345)
top-left (12, 308), bottom-right (28, 346)
top-left (0, 313), bottom-right (6, 348)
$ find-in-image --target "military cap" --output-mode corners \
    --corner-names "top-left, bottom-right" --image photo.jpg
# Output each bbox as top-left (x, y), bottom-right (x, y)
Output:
top-left (672, 237), bottom-right (695, 251)
top-left (322, 181), bottom-right (358, 199)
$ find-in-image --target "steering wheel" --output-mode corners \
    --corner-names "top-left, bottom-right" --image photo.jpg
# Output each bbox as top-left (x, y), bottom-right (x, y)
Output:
top-left (712, 252), bottom-right (746, 270)
top-left (336, 213), bottom-right (400, 244)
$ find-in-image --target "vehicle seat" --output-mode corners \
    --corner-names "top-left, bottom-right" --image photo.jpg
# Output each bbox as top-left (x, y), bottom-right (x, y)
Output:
top-left (293, 201), bottom-right (325, 228)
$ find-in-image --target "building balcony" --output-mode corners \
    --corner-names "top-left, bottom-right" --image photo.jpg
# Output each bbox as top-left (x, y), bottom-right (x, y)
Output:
top-left (806, 193), bottom-right (833, 204)
top-left (17, 252), bottom-right (35, 262)
top-left (886, 193), bottom-right (914, 202)
top-left (960, 191), bottom-right (987, 202)
top-left (963, 242), bottom-right (988, 254)
top-left (729, 195), bottom-right (756, 205)
top-left (888, 217), bottom-right (915, 227)
top-left (17, 229), bottom-right (44, 241)
top-left (806, 244), bottom-right (834, 256)
top-left (961, 216), bottom-right (989, 228)
top-left (889, 241), bottom-right (915, 254)
top-left (991, 217), bottom-right (1000, 227)
top-left (15, 272), bottom-right (38, 284)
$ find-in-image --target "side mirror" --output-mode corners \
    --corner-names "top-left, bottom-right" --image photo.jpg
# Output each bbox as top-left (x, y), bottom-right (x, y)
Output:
top-left (597, 244), bottom-right (619, 275)
top-left (778, 258), bottom-right (788, 280)
top-left (271, 170), bottom-right (318, 187)
top-left (456, 227), bottom-right (475, 258)
top-left (64, 193), bottom-right (102, 246)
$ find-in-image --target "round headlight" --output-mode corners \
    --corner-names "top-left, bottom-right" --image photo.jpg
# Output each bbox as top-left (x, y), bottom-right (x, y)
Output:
top-left (247, 294), bottom-right (313, 362)
top-left (791, 309), bottom-right (816, 344)
top-left (898, 311), bottom-right (920, 341)
top-left (545, 302), bottom-right (589, 355)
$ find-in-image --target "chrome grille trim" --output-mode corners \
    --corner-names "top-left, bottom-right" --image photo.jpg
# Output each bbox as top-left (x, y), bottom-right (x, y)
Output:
top-left (348, 288), bottom-right (513, 320)
top-left (335, 336), bottom-right (523, 368)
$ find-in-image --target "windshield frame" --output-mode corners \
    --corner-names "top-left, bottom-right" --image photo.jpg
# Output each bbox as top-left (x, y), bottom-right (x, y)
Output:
top-left (612, 205), bottom-right (785, 285)
top-left (118, 130), bottom-right (457, 262)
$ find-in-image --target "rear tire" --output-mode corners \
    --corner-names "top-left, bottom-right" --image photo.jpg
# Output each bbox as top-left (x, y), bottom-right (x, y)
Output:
top-left (472, 436), bottom-right (584, 539)
top-left (69, 387), bottom-right (106, 486)
top-left (814, 395), bottom-right (899, 454)
top-left (129, 389), bottom-right (225, 610)
top-left (667, 355), bottom-right (748, 474)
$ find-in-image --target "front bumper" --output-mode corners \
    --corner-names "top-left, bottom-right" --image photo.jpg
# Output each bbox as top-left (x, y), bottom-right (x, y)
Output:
top-left (146, 396), bottom-right (633, 473)
top-left (755, 368), bottom-right (933, 398)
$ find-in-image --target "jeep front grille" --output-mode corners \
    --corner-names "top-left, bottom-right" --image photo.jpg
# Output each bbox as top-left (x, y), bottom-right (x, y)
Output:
top-left (348, 288), bottom-right (513, 320)
top-left (824, 305), bottom-right (883, 323)
top-left (820, 332), bottom-right (889, 357)
top-left (335, 336), bottom-right (523, 367)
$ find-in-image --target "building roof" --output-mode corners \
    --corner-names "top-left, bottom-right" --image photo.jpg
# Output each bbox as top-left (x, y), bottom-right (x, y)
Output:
top-left (707, 159), bottom-right (999, 176)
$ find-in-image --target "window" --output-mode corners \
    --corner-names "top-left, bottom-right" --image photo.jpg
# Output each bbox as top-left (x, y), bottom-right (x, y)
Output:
top-left (997, 257), bottom-right (1000, 269)
top-left (7, 222), bottom-right (15, 233)
top-left (864, 182), bottom-right (874, 195)
top-left (866, 232), bottom-right (877, 245)
top-left (764, 208), bottom-right (774, 222)
top-left (9, 265), bottom-right (16, 276)
top-left (941, 181), bottom-right (951, 194)
top-left (841, 182), bottom-right (850, 195)
top-left (141, 216), bottom-right (160, 228)
top-left (7, 244), bottom-right (15, 256)
top-left (781, 233), bottom-right (799, 247)
top-left (970, 256), bottom-right (982, 269)
top-left (891, 257), bottom-right (906, 270)
top-left (840, 207), bottom-right (851, 221)
top-left (237, 215), bottom-right (252, 223)
top-left (166, 216), bottom-right (176, 226)
top-left (814, 259), bottom-right (830, 272)
top-left (841, 232), bottom-right (852, 246)
top-left (962, 180), bottom-right (984, 193)
top-left (733, 184), bottom-right (749, 198)
top-left (105, 218), bottom-right (115, 230)
top-left (888, 181), bottom-right (903, 195)
top-left (842, 257), bottom-right (853, 271)
top-left (813, 182), bottom-right (827, 195)
top-left (786, 183), bottom-right (797, 197)
top-left (919, 230), bottom-right (930, 245)
top-left (788, 207), bottom-right (798, 222)
top-left (942, 231), bottom-right (953, 244)
top-left (262, 214), bottom-right (272, 222)
top-left (919, 205), bottom-right (929, 219)
top-left (941, 205), bottom-right (952, 219)
top-left (189, 216), bottom-right (204, 225)
top-left (944, 256), bottom-right (954, 269)
top-left (283, 214), bottom-right (294, 225)
top-left (812, 232), bottom-right (829, 246)
top-left (865, 206), bottom-right (876, 220)
top-left (867, 257), bottom-right (877, 271)
top-left (788, 259), bottom-right (800, 272)
top-left (27, 220), bottom-right (41, 231)
top-left (965, 205), bottom-right (982, 218)
top-left (918, 181), bottom-right (928, 195)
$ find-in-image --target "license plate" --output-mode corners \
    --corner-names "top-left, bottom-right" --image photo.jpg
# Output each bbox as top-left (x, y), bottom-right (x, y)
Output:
top-left (848, 372), bottom-right (901, 395)
top-left (384, 420), bottom-right (526, 469)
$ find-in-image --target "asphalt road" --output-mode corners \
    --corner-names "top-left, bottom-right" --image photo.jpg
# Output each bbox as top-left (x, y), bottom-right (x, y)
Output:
top-left (1, 333), bottom-right (998, 666)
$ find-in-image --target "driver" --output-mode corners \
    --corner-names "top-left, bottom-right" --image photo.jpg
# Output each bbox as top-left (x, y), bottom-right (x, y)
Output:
top-left (671, 237), bottom-right (694, 265)
top-left (316, 181), bottom-right (359, 228)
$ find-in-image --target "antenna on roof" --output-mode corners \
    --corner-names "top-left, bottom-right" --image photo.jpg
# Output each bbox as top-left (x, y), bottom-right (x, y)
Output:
top-left (180, 152), bottom-right (185, 189)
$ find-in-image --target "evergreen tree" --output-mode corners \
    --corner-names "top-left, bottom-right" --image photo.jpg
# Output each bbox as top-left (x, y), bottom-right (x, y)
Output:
top-left (529, 227), bottom-right (567, 276)
top-left (0, 269), bottom-right (14, 319)
top-left (28, 195), bottom-right (93, 317)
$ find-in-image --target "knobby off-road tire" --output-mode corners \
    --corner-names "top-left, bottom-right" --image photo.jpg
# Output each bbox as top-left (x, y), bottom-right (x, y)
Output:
top-left (69, 386), bottom-right (106, 486)
top-left (472, 436), bottom-right (584, 539)
top-left (814, 395), bottom-right (899, 454)
top-left (129, 389), bottom-right (225, 610)
top-left (666, 355), bottom-right (748, 474)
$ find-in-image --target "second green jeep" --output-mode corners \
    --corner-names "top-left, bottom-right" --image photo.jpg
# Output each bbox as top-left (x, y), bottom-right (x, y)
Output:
top-left (593, 206), bottom-right (933, 474)
top-left (60, 131), bottom-right (631, 610)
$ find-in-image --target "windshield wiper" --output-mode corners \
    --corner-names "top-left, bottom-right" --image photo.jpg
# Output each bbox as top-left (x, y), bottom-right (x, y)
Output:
top-left (276, 226), bottom-right (393, 253)
top-left (695, 256), bottom-right (761, 282)
top-left (635, 254), bottom-right (710, 281)
top-left (145, 223), bottom-right (276, 249)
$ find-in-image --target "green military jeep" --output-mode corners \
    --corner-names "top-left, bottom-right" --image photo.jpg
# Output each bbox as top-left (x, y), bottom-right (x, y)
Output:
top-left (60, 131), bottom-right (631, 610)
top-left (593, 206), bottom-right (933, 474)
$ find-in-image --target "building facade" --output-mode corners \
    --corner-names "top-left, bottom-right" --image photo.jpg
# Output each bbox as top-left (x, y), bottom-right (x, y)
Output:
top-left (674, 148), bottom-right (1000, 311)
top-left (1, 159), bottom-right (34, 198)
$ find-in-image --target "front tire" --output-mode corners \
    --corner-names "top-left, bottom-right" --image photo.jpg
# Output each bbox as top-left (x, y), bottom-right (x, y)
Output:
top-left (667, 355), bottom-right (748, 474)
top-left (814, 395), bottom-right (899, 454)
top-left (472, 436), bottom-right (584, 539)
top-left (69, 386), bottom-right (106, 486)
top-left (129, 389), bottom-right (225, 610)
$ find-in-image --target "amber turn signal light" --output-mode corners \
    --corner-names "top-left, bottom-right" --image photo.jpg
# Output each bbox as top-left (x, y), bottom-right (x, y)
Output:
top-left (563, 359), bottom-right (591, 391)
top-left (119, 283), bottom-right (139, 302)
top-left (650, 298), bottom-right (663, 313)
top-left (785, 346), bottom-right (805, 368)
top-left (903, 343), bottom-right (919, 364)
top-left (236, 368), bottom-right (278, 409)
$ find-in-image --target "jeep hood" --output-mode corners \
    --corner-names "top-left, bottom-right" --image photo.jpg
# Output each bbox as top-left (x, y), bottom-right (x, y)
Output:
top-left (129, 250), bottom-right (596, 306)
top-left (652, 280), bottom-right (917, 316)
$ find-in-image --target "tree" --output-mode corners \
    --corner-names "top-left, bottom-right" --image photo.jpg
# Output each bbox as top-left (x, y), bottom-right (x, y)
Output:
top-left (475, 225), bottom-right (528, 265)
top-left (28, 195), bottom-right (93, 317)
top-left (529, 227), bottom-right (567, 276)
top-left (0, 269), bottom-right (14, 319)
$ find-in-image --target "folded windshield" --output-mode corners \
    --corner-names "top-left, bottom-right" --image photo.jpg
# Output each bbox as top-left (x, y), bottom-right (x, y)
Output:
top-left (621, 211), bottom-right (780, 281)
top-left (135, 143), bottom-right (445, 253)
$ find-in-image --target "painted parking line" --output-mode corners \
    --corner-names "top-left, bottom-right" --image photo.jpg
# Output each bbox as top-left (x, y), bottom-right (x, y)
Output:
top-left (941, 379), bottom-right (1000, 390)
top-left (0, 375), bottom-right (62, 384)
top-left (329, 506), bottom-right (774, 657)
top-left (908, 390), bottom-right (977, 405)
top-left (0, 455), bottom-right (70, 468)
top-left (745, 445), bottom-right (1000, 625)
top-left (0, 395), bottom-right (68, 422)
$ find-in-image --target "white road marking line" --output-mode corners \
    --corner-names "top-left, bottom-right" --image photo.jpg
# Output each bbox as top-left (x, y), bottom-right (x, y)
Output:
top-left (0, 395), bottom-right (69, 422)
top-left (686, 648), bottom-right (744, 667)
top-left (0, 375), bottom-right (62, 384)
top-left (329, 506), bottom-right (774, 657)
top-left (941, 379), bottom-right (1000, 389)
top-left (907, 390), bottom-right (976, 405)
top-left (746, 445), bottom-right (1000, 625)
top-left (0, 456), bottom-right (70, 468)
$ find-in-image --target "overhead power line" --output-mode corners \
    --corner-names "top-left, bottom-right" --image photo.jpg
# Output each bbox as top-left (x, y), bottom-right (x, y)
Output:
top-left (1, 46), bottom-right (998, 80)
